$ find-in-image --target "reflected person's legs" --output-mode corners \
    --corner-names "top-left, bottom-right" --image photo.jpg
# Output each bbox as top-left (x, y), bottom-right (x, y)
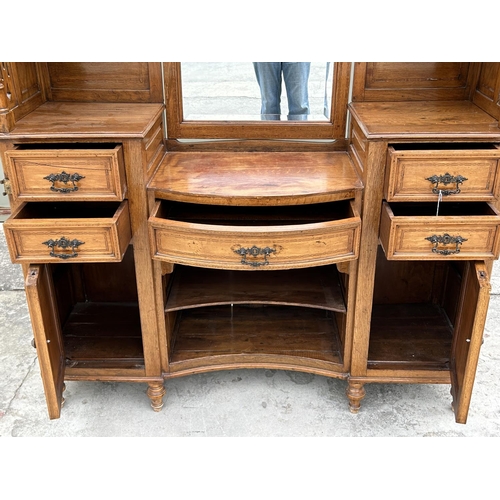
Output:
top-left (282, 62), bottom-right (310, 118)
top-left (253, 62), bottom-right (282, 116)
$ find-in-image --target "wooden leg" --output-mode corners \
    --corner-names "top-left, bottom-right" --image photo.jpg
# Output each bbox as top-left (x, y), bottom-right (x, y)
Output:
top-left (346, 380), bottom-right (365, 414)
top-left (147, 382), bottom-right (166, 412)
top-left (61, 382), bottom-right (66, 407)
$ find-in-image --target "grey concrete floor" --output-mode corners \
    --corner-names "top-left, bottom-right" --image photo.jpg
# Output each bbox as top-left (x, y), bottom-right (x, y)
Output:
top-left (1, 223), bottom-right (500, 437)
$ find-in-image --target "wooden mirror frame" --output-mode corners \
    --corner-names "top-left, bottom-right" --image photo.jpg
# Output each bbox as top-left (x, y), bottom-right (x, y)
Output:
top-left (164, 62), bottom-right (352, 142)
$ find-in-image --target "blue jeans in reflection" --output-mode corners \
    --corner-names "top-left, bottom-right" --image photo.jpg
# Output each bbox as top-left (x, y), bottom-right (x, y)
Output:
top-left (253, 62), bottom-right (311, 119)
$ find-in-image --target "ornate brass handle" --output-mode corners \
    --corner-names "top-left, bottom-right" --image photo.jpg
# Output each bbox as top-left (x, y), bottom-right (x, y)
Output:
top-left (425, 233), bottom-right (467, 255)
top-left (425, 173), bottom-right (468, 196)
top-left (43, 171), bottom-right (85, 193)
top-left (231, 244), bottom-right (280, 267)
top-left (42, 236), bottom-right (85, 259)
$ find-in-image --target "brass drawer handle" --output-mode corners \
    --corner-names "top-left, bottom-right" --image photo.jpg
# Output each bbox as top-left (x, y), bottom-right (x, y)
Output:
top-left (231, 244), bottom-right (280, 267)
top-left (425, 173), bottom-right (468, 196)
top-left (425, 233), bottom-right (467, 255)
top-left (42, 236), bottom-right (85, 259)
top-left (43, 171), bottom-right (85, 193)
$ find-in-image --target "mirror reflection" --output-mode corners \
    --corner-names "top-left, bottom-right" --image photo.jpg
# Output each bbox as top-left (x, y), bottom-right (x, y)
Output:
top-left (181, 62), bottom-right (333, 122)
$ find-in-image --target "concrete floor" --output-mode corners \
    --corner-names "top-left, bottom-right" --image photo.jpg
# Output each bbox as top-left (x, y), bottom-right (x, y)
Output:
top-left (1, 222), bottom-right (500, 437)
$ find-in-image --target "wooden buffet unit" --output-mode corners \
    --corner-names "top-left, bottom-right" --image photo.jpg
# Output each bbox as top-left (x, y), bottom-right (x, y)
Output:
top-left (1, 62), bottom-right (499, 423)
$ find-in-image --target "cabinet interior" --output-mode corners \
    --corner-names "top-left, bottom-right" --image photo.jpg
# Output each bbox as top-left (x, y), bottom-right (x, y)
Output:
top-left (51, 245), bottom-right (144, 370)
top-left (369, 246), bottom-right (464, 371)
top-left (163, 264), bottom-right (348, 374)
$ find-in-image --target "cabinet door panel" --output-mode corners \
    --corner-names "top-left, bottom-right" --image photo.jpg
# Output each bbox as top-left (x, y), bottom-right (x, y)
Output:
top-left (451, 261), bottom-right (491, 424)
top-left (25, 264), bottom-right (65, 419)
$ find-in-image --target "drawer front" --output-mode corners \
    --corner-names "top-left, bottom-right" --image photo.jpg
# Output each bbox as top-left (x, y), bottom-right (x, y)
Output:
top-left (385, 145), bottom-right (500, 202)
top-left (4, 201), bottom-right (131, 263)
top-left (4, 145), bottom-right (126, 201)
top-left (379, 201), bottom-right (500, 260)
top-left (149, 201), bottom-right (361, 270)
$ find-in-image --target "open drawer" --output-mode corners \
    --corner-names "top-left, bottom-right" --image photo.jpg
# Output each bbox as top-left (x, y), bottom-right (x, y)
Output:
top-left (4, 201), bottom-right (131, 263)
top-left (148, 199), bottom-right (361, 270)
top-left (3, 144), bottom-right (127, 202)
top-left (379, 201), bottom-right (500, 260)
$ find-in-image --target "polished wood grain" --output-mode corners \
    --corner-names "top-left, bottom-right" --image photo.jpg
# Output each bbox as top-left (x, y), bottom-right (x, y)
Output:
top-left (149, 151), bottom-right (363, 205)
top-left (5, 144), bottom-right (127, 202)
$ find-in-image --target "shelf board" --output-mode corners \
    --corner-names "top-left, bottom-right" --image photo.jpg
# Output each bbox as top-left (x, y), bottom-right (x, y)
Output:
top-left (169, 305), bottom-right (343, 374)
top-left (165, 265), bottom-right (346, 313)
top-left (368, 302), bottom-right (453, 371)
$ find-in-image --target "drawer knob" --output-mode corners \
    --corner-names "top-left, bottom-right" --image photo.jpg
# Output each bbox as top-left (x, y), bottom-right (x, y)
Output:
top-left (425, 173), bottom-right (468, 196)
top-left (43, 171), bottom-right (85, 193)
top-left (42, 236), bottom-right (85, 259)
top-left (425, 233), bottom-right (467, 255)
top-left (231, 244), bottom-right (280, 267)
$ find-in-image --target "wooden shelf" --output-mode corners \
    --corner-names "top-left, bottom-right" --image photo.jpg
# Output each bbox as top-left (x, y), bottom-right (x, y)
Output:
top-left (165, 265), bottom-right (346, 312)
top-left (169, 305), bottom-right (343, 374)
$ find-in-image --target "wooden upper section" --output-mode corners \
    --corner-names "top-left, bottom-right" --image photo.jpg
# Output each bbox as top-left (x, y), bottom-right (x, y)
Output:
top-left (1, 62), bottom-right (499, 139)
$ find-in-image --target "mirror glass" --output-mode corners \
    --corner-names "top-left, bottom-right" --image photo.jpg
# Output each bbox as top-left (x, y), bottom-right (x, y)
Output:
top-left (181, 62), bottom-right (333, 122)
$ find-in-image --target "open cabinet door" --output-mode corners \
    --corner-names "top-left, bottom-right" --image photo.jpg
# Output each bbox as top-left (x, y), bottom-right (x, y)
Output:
top-left (450, 261), bottom-right (491, 424)
top-left (25, 264), bottom-right (65, 419)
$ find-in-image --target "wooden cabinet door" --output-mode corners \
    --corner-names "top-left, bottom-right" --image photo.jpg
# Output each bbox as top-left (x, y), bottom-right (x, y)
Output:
top-left (450, 261), bottom-right (491, 424)
top-left (25, 264), bottom-right (65, 419)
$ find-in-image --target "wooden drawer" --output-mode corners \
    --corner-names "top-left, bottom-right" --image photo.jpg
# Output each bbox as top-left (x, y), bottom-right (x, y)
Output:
top-left (379, 201), bottom-right (500, 260)
top-left (148, 200), bottom-right (361, 270)
top-left (4, 201), bottom-right (131, 263)
top-left (4, 144), bottom-right (126, 201)
top-left (384, 143), bottom-right (500, 202)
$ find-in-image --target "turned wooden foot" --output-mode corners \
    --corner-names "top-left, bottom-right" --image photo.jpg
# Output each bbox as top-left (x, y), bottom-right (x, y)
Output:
top-left (147, 382), bottom-right (166, 412)
top-left (346, 380), bottom-right (365, 414)
top-left (61, 382), bottom-right (66, 407)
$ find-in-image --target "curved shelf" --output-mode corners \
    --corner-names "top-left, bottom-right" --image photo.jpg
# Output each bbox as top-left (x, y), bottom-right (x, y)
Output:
top-left (165, 265), bottom-right (346, 313)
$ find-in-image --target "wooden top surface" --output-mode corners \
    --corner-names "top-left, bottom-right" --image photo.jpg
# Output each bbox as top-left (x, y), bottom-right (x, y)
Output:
top-left (1, 102), bottom-right (164, 139)
top-left (349, 101), bottom-right (500, 140)
top-left (149, 151), bottom-right (363, 205)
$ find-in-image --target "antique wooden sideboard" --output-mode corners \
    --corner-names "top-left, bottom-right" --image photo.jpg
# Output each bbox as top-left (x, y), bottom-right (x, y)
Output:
top-left (1, 62), bottom-right (499, 423)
